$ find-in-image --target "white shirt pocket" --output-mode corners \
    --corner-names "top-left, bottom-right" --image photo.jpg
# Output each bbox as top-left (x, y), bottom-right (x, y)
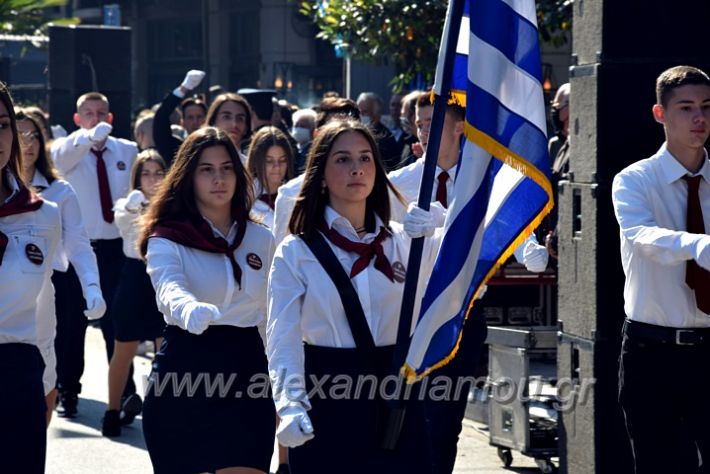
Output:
top-left (241, 251), bottom-right (269, 301)
top-left (11, 233), bottom-right (49, 275)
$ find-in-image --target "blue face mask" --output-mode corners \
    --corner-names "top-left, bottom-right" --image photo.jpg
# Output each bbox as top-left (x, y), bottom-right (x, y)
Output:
top-left (291, 127), bottom-right (311, 144)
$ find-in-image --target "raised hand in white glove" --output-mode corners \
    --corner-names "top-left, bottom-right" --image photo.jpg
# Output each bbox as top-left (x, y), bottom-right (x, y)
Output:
top-left (522, 240), bottom-right (549, 273)
top-left (695, 235), bottom-right (710, 271)
top-left (404, 203), bottom-right (444, 238)
top-left (184, 302), bottom-right (220, 335)
top-left (277, 406), bottom-right (314, 448)
top-left (125, 189), bottom-right (147, 213)
top-left (181, 70), bottom-right (206, 91)
top-left (50, 124), bottom-right (67, 138)
top-left (84, 285), bottom-right (107, 320)
top-left (88, 121), bottom-right (112, 143)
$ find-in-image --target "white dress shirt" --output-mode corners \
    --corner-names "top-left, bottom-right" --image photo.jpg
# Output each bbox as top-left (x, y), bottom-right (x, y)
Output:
top-left (613, 143), bottom-right (710, 328)
top-left (146, 218), bottom-right (275, 335)
top-left (273, 174), bottom-right (304, 246)
top-left (51, 131), bottom-right (138, 240)
top-left (114, 194), bottom-right (143, 260)
top-left (267, 206), bottom-right (441, 411)
top-left (251, 183), bottom-right (275, 230)
top-left (31, 172), bottom-right (100, 350)
top-left (388, 155), bottom-right (458, 221)
top-left (0, 173), bottom-right (61, 345)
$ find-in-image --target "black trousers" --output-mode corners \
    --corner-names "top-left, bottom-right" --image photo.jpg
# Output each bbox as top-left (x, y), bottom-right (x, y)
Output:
top-left (0, 343), bottom-right (46, 474)
top-left (424, 307), bottom-right (488, 474)
top-left (54, 238), bottom-right (135, 396)
top-left (619, 325), bottom-right (710, 474)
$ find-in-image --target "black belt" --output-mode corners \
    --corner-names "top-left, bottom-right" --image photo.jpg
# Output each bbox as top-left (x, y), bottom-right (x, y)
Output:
top-left (623, 319), bottom-right (710, 346)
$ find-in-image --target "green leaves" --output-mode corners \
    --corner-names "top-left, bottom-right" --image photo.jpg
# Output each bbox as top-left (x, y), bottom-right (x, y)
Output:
top-left (0, 0), bottom-right (70, 35)
top-left (299, 0), bottom-right (572, 93)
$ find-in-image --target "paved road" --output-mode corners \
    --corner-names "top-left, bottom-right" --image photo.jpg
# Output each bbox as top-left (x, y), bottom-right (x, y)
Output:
top-left (46, 327), bottom-right (545, 473)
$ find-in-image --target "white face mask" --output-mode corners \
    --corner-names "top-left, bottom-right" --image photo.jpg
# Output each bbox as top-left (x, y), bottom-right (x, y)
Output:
top-left (360, 115), bottom-right (372, 126)
top-left (291, 127), bottom-right (311, 144)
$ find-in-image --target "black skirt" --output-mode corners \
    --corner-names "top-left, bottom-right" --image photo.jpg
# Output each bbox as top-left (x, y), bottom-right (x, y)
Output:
top-left (288, 344), bottom-right (433, 474)
top-left (111, 258), bottom-right (165, 342)
top-left (0, 343), bottom-right (46, 474)
top-left (142, 324), bottom-right (275, 474)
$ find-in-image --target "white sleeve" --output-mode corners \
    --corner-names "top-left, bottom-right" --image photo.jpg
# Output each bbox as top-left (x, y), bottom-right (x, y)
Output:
top-left (146, 238), bottom-right (199, 329)
top-left (273, 189), bottom-right (296, 247)
top-left (59, 183), bottom-right (100, 295)
top-left (257, 231), bottom-right (277, 349)
top-left (267, 239), bottom-right (311, 412)
top-left (612, 170), bottom-right (702, 265)
top-left (51, 130), bottom-right (92, 175)
top-left (113, 197), bottom-right (138, 239)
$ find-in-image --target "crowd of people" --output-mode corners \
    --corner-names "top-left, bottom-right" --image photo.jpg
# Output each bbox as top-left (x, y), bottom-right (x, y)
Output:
top-left (2, 66), bottom-right (561, 474)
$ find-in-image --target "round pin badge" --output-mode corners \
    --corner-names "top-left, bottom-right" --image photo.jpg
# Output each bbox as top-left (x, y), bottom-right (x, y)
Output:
top-left (25, 243), bottom-right (44, 266)
top-left (117, 161), bottom-right (126, 171)
top-left (392, 261), bottom-right (407, 283)
top-left (246, 253), bottom-right (263, 270)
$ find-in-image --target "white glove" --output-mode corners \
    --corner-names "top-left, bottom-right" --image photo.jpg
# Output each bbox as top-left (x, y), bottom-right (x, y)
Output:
top-left (125, 189), bottom-right (147, 213)
top-left (84, 285), bottom-right (107, 320)
top-left (403, 203), bottom-right (443, 238)
top-left (88, 121), bottom-right (112, 143)
top-left (50, 124), bottom-right (67, 138)
top-left (184, 302), bottom-right (220, 335)
top-left (277, 406), bottom-right (314, 448)
top-left (522, 240), bottom-right (549, 273)
top-left (181, 70), bottom-right (206, 91)
top-left (695, 235), bottom-right (710, 271)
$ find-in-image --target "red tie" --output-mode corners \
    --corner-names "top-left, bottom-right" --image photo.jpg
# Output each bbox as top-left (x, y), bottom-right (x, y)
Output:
top-left (436, 170), bottom-right (449, 208)
top-left (320, 222), bottom-right (395, 281)
top-left (258, 193), bottom-right (278, 210)
top-left (684, 175), bottom-right (710, 314)
top-left (91, 148), bottom-right (114, 223)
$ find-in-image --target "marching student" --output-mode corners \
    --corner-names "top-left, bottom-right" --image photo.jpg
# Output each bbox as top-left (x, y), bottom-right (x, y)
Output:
top-left (153, 69), bottom-right (207, 165)
top-left (0, 82), bottom-right (61, 473)
top-left (102, 149), bottom-right (167, 437)
top-left (138, 127), bottom-right (275, 474)
top-left (205, 92), bottom-right (253, 156)
top-left (246, 126), bottom-right (295, 229)
top-left (16, 109), bottom-right (105, 426)
top-left (267, 119), bottom-right (441, 473)
top-left (388, 90), bottom-right (549, 474)
top-left (50, 91), bottom-right (138, 418)
top-left (272, 97), bottom-right (361, 245)
top-left (613, 65), bottom-right (710, 473)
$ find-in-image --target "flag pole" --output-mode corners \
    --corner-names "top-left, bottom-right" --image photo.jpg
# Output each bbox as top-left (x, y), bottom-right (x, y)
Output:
top-left (381, 0), bottom-right (466, 450)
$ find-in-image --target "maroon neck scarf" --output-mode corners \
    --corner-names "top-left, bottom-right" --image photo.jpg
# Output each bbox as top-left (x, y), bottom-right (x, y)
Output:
top-left (258, 193), bottom-right (277, 210)
top-left (319, 220), bottom-right (394, 281)
top-left (0, 186), bottom-right (44, 265)
top-left (151, 211), bottom-right (247, 289)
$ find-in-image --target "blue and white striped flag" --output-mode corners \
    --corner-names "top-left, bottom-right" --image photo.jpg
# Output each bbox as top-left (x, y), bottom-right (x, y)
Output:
top-left (404, 0), bottom-right (553, 381)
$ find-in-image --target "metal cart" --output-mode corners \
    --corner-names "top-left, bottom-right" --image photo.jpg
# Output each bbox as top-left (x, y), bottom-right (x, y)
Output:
top-left (487, 326), bottom-right (559, 473)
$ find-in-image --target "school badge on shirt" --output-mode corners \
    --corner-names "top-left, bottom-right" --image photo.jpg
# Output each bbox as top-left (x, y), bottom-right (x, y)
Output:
top-left (25, 243), bottom-right (44, 266)
top-left (116, 161), bottom-right (126, 171)
top-left (392, 261), bottom-right (406, 283)
top-left (246, 253), bottom-right (263, 270)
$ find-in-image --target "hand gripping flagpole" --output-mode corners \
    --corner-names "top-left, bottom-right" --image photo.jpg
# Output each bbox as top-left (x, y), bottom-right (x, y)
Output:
top-left (381, 0), bottom-right (466, 450)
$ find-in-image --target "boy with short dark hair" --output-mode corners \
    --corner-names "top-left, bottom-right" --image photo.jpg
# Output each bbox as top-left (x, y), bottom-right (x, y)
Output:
top-left (613, 65), bottom-right (710, 473)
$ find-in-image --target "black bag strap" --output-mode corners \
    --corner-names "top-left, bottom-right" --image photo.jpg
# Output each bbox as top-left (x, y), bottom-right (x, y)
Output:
top-left (301, 231), bottom-right (377, 351)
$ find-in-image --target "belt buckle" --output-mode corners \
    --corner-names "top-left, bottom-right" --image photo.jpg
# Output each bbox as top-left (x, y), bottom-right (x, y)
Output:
top-left (675, 330), bottom-right (697, 345)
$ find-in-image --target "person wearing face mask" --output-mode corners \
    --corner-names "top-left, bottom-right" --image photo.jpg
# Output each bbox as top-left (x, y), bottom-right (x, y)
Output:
top-left (548, 83), bottom-right (570, 173)
top-left (544, 83), bottom-right (570, 260)
top-left (356, 92), bottom-right (400, 171)
top-left (290, 108), bottom-right (317, 174)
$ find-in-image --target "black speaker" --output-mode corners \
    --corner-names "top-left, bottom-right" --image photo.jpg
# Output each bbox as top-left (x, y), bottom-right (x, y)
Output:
top-left (48, 25), bottom-right (132, 139)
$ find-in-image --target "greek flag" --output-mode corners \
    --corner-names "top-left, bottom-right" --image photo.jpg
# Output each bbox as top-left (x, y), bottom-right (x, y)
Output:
top-left (404, 0), bottom-right (553, 380)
